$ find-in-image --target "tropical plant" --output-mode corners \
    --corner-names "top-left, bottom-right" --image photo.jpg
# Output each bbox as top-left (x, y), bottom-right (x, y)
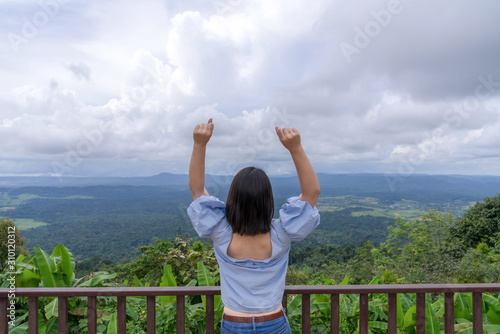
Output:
top-left (114, 235), bottom-right (218, 286)
top-left (2, 244), bottom-right (117, 333)
top-left (2, 241), bottom-right (226, 334)
top-left (448, 194), bottom-right (500, 250)
top-left (374, 210), bottom-right (457, 283)
top-left (0, 217), bottom-right (29, 271)
top-left (286, 274), bottom-right (500, 334)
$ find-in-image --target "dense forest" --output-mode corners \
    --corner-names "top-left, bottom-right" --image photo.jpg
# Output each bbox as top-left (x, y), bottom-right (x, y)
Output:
top-left (1, 193), bottom-right (500, 333)
top-left (1, 174), bottom-right (500, 332)
top-left (3, 172), bottom-right (500, 263)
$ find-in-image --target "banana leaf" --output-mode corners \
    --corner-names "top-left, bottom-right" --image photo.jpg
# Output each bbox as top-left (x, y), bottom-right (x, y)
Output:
top-left (126, 302), bottom-right (139, 321)
top-left (77, 272), bottom-right (116, 287)
top-left (397, 294), bottom-right (404, 329)
top-left (403, 305), bottom-right (417, 330)
top-left (425, 302), bottom-right (440, 334)
top-left (287, 295), bottom-right (303, 317)
top-left (51, 244), bottom-right (74, 286)
top-left (21, 268), bottom-right (40, 287)
top-left (197, 262), bottom-right (222, 312)
top-left (9, 322), bottom-right (29, 334)
top-left (456, 324), bottom-right (500, 334)
top-left (159, 264), bottom-right (176, 305)
top-left (455, 293), bottom-right (473, 322)
top-left (107, 313), bottom-right (117, 334)
top-left (369, 320), bottom-right (388, 330)
top-left (34, 246), bottom-right (65, 287)
top-left (45, 317), bottom-right (58, 334)
top-left (484, 294), bottom-right (500, 324)
top-left (45, 298), bottom-right (58, 320)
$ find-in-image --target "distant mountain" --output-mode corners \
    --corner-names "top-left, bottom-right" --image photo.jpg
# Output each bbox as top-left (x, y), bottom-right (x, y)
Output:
top-left (0, 173), bottom-right (189, 188)
top-left (1, 172), bottom-right (499, 201)
top-left (4, 172), bottom-right (500, 262)
top-left (313, 173), bottom-right (500, 201)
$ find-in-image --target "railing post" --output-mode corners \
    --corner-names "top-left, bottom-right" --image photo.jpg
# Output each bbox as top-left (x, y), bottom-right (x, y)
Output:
top-left (58, 296), bottom-right (68, 334)
top-left (206, 294), bottom-right (214, 334)
top-left (472, 292), bottom-right (483, 334)
top-left (416, 293), bottom-right (425, 334)
top-left (282, 293), bottom-right (288, 315)
top-left (117, 296), bottom-right (126, 333)
top-left (28, 296), bottom-right (38, 334)
top-left (0, 297), bottom-right (7, 334)
top-left (444, 293), bottom-right (454, 334)
top-left (302, 294), bottom-right (310, 334)
top-left (2, 284), bottom-right (500, 334)
top-left (88, 296), bottom-right (97, 334)
top-left (331, 294), bottom-right (339, 334)
top-left (176, 295), bottom-right (185, 334)
top-left (147, 296), bottom-right (155, 334)
top-left (359, 294), bottom-right (368, 334)
top-left (387, 293), bottom-right (397, 334)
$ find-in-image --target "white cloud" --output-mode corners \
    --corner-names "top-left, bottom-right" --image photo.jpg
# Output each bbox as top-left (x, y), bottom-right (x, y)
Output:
top-left (0, 0), bottom-right (499, 177)
top-left (66, 62), bottom-right (91, 81)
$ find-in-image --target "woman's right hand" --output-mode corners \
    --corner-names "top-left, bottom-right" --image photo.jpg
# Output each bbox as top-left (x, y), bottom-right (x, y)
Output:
top-left (193, 118), bottom-right (214, 146)
top-left (275, 126), bottom-right (302, 152)
top-left (275, 126), bottom-right (320, 207)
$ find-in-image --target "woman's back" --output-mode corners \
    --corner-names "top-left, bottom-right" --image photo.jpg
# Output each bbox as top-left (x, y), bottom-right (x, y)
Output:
top-left (188, 119), bottom-right (321, 332)
top-left (227, 232), bottom-right (272, 260)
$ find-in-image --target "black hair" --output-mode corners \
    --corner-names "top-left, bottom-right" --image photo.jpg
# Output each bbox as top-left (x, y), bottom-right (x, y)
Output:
top-left (226, 166), bottom-right (274, 236)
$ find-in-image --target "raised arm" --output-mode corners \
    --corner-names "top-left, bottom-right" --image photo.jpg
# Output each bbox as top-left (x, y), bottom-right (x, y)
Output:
top-left (189, 118), bottom-right (214, 200)
top-left (275, 127), bottom-right (320, 208)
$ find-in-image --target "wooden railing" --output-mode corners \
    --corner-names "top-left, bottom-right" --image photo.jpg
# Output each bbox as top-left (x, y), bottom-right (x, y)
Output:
top-left (2, 283), bottom-right (500, 333)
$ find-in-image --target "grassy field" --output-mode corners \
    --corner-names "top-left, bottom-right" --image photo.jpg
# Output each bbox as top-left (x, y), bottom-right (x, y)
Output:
top-left (13, 218), bottom-right (48, 230)
top-left (392, 209), bottom-right (426, 220)
top-left (0, 193), bottom-right (40, 207)
top-left (0, 192), bottom-right (93, 210)
top-left (351, 210), bottom-right (391, 218)
top-left (316, 195), bottom-right (456, 220)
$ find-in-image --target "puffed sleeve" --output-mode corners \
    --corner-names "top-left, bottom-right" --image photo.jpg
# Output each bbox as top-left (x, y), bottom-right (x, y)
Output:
top-left (278, 196), bottom-right (320, 242)
top-left (187, 195), bottom-right (226, 239)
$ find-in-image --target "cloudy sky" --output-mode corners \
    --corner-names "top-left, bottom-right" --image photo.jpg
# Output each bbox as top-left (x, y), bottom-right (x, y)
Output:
top-left (1, 0), bottom-right (500, 178)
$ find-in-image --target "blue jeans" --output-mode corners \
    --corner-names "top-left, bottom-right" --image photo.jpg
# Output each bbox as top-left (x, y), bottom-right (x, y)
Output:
top-left (220, 310), bottom-right (291, 334)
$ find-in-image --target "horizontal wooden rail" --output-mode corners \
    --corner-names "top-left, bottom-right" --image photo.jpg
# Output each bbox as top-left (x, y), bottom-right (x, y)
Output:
top-left (3, 283), bottom-right (500, 297)
top-left (2, 284), bottom-right (500, 334)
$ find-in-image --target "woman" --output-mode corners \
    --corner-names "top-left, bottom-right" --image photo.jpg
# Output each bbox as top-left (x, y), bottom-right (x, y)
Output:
top-left (187, 118), bottom-right (320, 333)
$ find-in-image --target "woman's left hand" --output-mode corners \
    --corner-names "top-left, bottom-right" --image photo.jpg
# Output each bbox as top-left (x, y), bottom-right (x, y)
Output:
top-left (193, 118), bottom-right (214, 146)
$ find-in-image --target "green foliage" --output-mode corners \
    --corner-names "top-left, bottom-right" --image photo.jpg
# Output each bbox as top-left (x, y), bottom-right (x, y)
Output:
top-left (291, 200), bottom-right (500, 285)
top-left (13, 186), bottom-right (196, 262)
top-left (0, 217), bottom-right (29, 271)
top-left (284, 195), bottom-right (500, 332)
top-left (159, 264), bottom-right (177, 305)
top-left (455, 245), bottom-right (500, 283)
top-left (374, 211), bottom-right (457, 283)
top-left (114, 235), bottom-right (218, 286)
top-left (118, 257), bottom-right (223, 333)
top-left (449, 194), bottom-right (500, 250)
top-left (4, 187), bottom-right (500, 332)
top-left (309, 208), bottom-right (395, 246)
top-left (285, 276), bottom-right (500, 334)
top-left (75, 255), bottom-right (115, 278)
top-left (348, 241), bottom-right (377, 284)
top-left (1, 244), bottom-right (117, 333)
top-left (2, 238), bottom-right (224, 334)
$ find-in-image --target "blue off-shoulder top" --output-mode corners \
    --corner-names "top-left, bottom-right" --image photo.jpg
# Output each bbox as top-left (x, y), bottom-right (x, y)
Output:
top-left (187, 195), bottom-right (320, 313)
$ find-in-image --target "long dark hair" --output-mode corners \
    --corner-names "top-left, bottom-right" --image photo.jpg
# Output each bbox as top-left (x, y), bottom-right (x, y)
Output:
top-left (226, 167), bottom-right (274, 236)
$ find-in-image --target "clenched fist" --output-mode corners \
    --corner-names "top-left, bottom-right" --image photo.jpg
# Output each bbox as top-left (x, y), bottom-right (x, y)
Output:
top-left (193, 118), bottom-right (214, 146)
top-left (275, 126), bottom-right (302, 153)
